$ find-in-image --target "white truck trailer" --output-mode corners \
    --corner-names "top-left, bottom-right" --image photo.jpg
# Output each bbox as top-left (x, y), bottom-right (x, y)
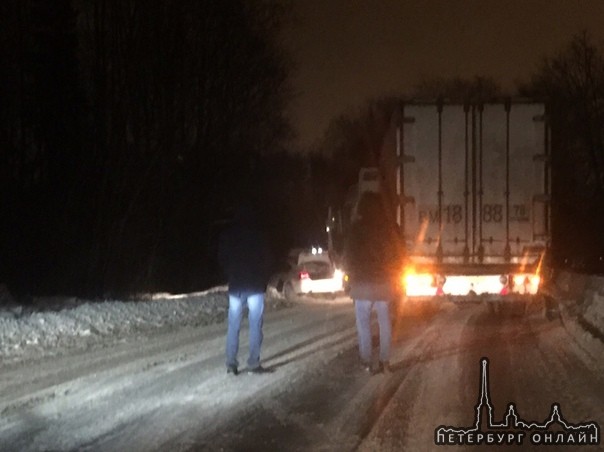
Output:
top-left (356, 99), bottom-right (550, 300)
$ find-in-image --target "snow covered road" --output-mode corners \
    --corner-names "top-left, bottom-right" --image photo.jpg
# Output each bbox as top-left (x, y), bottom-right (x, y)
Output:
top-left (360, 301), bottom-right (604, 451)
top-left (0, 293), bottom-right (603, 451)
top-left (0, 296), bottom-right (358, 451)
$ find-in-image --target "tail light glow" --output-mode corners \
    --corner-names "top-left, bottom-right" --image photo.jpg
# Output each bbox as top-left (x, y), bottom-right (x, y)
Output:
top-left (401, 267), bottom-right (541, 297)
top-left (403, 272), bottom-right (435, 296)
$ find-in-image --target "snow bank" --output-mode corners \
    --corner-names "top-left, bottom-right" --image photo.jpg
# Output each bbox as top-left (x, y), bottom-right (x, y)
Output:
top-left (0, 286), bottom-right (288, 365)
top-left (581, 276), bottom-right (604, 328)
top-left (549, 271), bottom-right (604, 362)
top-left (553, 272), bottom-right (604, 328)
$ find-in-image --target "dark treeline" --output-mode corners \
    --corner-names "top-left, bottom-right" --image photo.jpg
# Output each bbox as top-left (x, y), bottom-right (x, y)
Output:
top-left (0, 0), bottom-right (324, 297)
top-left (3, 3), bottom-right (603, 300)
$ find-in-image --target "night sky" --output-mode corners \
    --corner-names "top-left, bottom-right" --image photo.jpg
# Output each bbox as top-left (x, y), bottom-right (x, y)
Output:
top-left (281, 0), bottom-right (604, 148)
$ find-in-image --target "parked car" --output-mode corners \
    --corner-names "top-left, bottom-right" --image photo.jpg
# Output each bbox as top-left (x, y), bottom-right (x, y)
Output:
top-left (281, 247), bottom-right (344, 301)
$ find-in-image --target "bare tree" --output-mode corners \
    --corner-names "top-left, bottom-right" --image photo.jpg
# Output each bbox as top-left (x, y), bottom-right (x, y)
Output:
top-left (519, 32), bottom-right (604, 262)
top-left (74, 0), bottom-right (293, 294)
top-left (412, 75), bottom-right (503, 103)
top-left (313, 97), bottom-right (400, 187)
top-left (520, 32), bottom-right (604, 197)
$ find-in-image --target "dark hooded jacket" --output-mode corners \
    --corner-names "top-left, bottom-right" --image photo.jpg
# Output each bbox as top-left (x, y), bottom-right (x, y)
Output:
top-left (343, 193), bottom-right (403, 301)
top-left (218, 205), bottom-right (273, 293)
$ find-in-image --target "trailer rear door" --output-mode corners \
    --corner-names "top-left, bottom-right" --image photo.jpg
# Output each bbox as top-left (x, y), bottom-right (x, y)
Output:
top-left (399, 101), bottom-right (549, 266)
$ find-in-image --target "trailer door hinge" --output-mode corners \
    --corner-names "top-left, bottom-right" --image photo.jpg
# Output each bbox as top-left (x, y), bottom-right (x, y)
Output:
top-left (533, 154), bottom-right (549, 162)
top-left (399, 154), bottom-right (415, 164)
top-left (533, 194), bottom-right (551, 203)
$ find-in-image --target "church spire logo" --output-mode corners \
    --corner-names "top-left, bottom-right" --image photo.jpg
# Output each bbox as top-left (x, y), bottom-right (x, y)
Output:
top-left (434, 357), bottom-right (600, 446)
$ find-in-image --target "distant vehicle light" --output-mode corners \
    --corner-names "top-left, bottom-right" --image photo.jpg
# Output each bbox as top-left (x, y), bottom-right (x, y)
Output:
top-left (299, 271), bottom-right (310, 280)
top-left (333, 269), bottom-right (343, 280)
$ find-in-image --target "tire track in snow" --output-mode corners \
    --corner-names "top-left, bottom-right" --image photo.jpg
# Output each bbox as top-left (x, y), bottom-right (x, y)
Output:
top-left (356, 302), bottom-right (478, 452)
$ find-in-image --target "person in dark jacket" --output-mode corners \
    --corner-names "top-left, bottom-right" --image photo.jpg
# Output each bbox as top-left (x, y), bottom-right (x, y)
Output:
top-left (218, 202), bottom-right (273, 375)
top-left (343, 192), bottom-right (402, 374)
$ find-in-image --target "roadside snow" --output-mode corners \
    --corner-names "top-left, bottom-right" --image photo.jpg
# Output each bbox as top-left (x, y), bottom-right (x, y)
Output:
top-left (0, 285), bottom-right (288, 365)
top-left (581, 275), bottom-right (604, 327)
top-left (0, 277), bottom-right (603, 451)
top-left (2, 269), bottom-right (604, 368)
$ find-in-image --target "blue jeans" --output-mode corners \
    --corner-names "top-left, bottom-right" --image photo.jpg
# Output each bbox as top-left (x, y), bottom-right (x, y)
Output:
top-left (354, 299), bottom-right (391, 364)
top-left (226, 291), bottom-right (264, 369)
